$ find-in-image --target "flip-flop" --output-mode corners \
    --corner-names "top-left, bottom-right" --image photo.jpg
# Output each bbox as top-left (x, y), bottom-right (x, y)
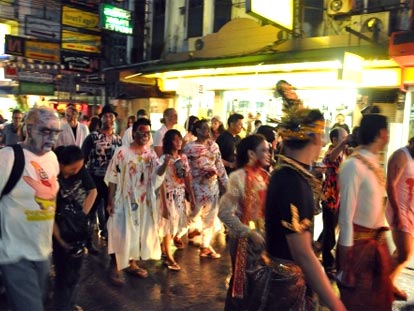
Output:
top-left (199, 247), bottom-right (221, 259)
top-left (126, 267), bottom-right (149, 278)
top-left (165, 261), bottom-right (181, 271)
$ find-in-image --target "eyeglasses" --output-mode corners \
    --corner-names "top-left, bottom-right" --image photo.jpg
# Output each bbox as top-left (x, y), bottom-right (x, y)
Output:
top-left (135, 131), bottom-right (151, 137)
top-left (34, 127), bottom-right (62, 137)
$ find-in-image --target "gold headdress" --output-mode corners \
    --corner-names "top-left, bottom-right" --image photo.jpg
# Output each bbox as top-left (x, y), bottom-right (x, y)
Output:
top-left (275, 80), bottom-right (325, 141)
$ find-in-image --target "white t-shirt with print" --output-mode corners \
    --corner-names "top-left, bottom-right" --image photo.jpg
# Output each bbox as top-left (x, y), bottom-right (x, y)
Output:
top-left (0, 147), bottom-right (59, 264)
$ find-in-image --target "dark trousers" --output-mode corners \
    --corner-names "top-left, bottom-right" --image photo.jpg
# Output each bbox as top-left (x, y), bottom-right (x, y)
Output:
top-left (321, 204), bottom-right (338, 269)
top-left (53, 240), bottom-right (84, 311)
top-left (87, 175), bottom-right (109, 245)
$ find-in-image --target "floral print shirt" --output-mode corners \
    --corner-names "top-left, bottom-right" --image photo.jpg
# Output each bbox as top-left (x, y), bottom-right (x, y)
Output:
top-left (183, 140), bottom-right (228, 206)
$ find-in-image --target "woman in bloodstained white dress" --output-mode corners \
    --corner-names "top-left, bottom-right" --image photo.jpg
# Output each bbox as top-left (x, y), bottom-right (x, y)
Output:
top-left (156, 129), bottom-right (196, 271)
top-left (105, 118), bottom-right (162, 286)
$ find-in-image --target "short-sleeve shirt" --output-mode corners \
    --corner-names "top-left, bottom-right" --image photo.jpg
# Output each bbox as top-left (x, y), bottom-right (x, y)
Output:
top-left (216, 131), bottom-right (241, 175)
top-left (81, 131), bottom-right (122, 177)
top-left (57, 166), bottom-right (96, 211)
top-left (265, 165), bottom-right (314, 260)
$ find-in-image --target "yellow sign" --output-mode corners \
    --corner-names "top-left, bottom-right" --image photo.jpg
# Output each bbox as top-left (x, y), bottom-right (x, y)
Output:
top-left (62, 6), bottom-right (100, 31)
top-left (61, 30), bottom-right (101, 54)
top-left (25, 40), bottom-right (60, 62)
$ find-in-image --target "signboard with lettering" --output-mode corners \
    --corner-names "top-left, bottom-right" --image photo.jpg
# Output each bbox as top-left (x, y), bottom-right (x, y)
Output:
top-left (25, 16), bottom-right (61, 41)
top-left (61, 51), bottom-right (100, 72)
top-left (100, 4), bottom-right (133, 35)
top-left (5, 35), bottom-right (60, 62)
top-left (25, 40), bottom-right (60, 62)
top-left (61, 29), bottom-right (101, 53)
top-left (5, 35), bottom-right (24, 56)
top-left (19, 81), bottom-right (55, 95)
top-left (62, 6), bottom-right (100, 31)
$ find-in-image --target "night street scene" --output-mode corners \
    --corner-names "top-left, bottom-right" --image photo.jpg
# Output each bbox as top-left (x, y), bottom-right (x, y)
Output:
top-left (1, 0), bottom-right (414, 311)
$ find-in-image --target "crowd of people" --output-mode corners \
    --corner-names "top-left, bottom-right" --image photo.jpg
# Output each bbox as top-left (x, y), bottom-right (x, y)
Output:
top-left (0, 85), bottom-right (412, 311)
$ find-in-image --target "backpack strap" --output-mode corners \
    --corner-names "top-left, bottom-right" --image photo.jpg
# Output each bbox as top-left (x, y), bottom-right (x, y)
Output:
top-left (0, 144), bottom-right (25, 199)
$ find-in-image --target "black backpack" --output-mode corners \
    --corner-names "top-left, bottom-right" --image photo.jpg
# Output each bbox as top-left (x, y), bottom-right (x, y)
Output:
top-left (0, 144), bottom-right (25, 199)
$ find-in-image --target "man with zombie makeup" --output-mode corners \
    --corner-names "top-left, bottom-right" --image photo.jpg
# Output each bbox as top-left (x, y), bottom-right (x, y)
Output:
top-left (105, 118), bottom-right (162, 286)
top-left (0, 107), bottom-right (61, 310)
top-left (81, 105), bottom-right (122, 254)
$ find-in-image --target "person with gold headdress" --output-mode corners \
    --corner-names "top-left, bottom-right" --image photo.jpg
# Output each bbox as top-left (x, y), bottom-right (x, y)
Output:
top-left (265, 82), bottom-right (345, 310)
top-left (337, 114), bottom-right (394, 310)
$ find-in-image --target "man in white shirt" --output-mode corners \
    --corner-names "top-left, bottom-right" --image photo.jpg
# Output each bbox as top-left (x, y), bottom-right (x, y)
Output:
top-left (0, 107), bottom-right (61, 311)
top-left (153, 108), bottom-right (178, 157)
top-left (56, 104), bottom-right (89, 147)
top-left (337, 113), bottom-right (393, 310)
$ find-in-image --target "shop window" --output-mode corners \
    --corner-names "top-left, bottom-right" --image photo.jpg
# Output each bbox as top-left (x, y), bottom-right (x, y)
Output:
top-left (214, 0), bottom-right (231, 32)
top-left (188, 0), bottom-right (204, 38)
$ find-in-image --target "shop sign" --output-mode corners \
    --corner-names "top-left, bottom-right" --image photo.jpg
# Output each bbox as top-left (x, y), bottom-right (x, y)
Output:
top-left (5, 35), bottom-right (24, 56)
top-left (62, 6), bottom-right (100, 32)
top-left (62, 0), bottom-right (100, 10)
top-left (25, 40), bottom-right (60, 62)
top-left (100, 4), bottom-right (133, 35)
top-left (61, 51), bottom-right (100, 72)
top-left (4, 65), bottom-right (17, 79)
top-left (25, 16), bottom-right (61, 41)
top-left (18, 71), bottom-right (54, 83)
top-left (61, 30), bottom-right (101, 54)
top-left (0, 2), bottom-right (16, 20)
top-left (19, 81), bottom-right (55, 95)
top-left (4, 35), bottom-right (60, 62)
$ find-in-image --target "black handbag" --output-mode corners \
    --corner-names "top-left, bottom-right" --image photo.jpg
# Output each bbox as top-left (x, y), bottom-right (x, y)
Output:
top-left (246, 254), bottom-right (308, 311)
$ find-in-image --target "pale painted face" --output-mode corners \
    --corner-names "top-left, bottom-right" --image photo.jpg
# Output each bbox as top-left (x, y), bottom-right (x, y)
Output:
top-left (133, 124), bottom-right (151, 146)
top-left (28, 111), bottom-right (61, 155)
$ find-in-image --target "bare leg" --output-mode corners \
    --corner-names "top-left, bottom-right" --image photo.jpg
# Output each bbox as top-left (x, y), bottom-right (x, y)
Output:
top-left (390, 230), bottom-right (413, 299)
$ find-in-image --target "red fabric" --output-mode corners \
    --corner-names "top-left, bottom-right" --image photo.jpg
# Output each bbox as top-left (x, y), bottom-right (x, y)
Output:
top-left (339, 225), bottom-right (394, 311)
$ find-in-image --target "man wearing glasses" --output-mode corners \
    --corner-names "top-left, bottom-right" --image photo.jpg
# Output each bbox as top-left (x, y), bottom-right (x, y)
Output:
top-left (3, 109), bottom-right (25, 146)
top-left (81, 105), bottom-right (122, 254)
top-left (0, 107), bottom-right (61, 310)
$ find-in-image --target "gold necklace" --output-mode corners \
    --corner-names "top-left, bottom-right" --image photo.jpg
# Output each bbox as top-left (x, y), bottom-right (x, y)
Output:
top-left (351, 152), bottom-right (386, 188)
top-left (275, 155), bottom-right (322, 201)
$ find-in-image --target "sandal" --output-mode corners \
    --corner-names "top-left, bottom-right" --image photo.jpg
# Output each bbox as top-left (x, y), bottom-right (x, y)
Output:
top-left (164, 260), bottom-right (181, 271)
top-left (126, 266), bottom-right (149, 278)
top-left (200, 246), bottom-right (221, 259)
top-left (109, 270), bottom-right (125, 287)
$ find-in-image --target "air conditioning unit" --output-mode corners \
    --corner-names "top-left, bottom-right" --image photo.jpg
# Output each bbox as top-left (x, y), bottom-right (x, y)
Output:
top-left (327, 0), bottom-right (353, 16)
top-left (349, 11), bottom-right (390, 41)
top-left (187, 37), bottom-right (204, 52)
top-left (389, 31), bottom-right (414, 67)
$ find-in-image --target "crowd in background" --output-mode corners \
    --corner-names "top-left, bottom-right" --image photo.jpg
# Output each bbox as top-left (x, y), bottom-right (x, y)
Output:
top-left (0, 91), bottom-right (412, 311)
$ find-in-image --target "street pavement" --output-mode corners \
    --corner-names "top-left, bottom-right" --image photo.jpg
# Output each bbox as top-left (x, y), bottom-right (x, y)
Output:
top-left (0, 230), bottom-right (413, 310)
